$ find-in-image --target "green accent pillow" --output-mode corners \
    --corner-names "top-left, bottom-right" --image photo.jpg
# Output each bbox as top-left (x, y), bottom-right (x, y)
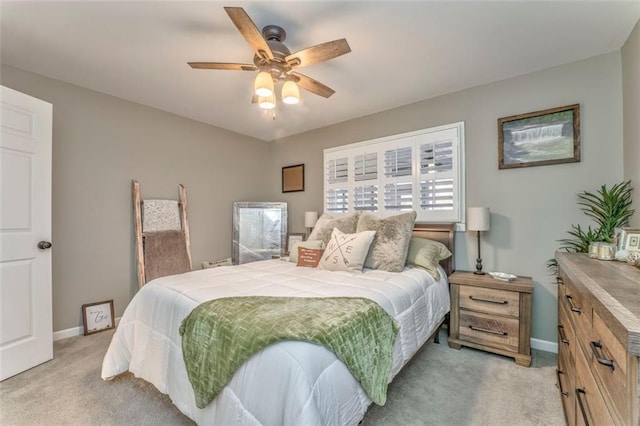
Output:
top-left (289, 240), bottom-right (325, 263)
top-left (405, 237), bottom-right (452, 280)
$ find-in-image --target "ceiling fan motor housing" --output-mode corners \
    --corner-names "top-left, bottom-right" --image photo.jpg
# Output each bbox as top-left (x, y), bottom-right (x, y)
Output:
top-left (254, 25), bottom-right (292, 81)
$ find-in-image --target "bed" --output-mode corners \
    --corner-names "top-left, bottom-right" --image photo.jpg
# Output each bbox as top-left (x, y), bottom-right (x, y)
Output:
top-left (101, 223), bottom-right (455, 425)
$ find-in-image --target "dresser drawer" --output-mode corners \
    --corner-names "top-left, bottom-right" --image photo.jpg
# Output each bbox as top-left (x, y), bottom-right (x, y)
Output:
top-left (575, 342), bottom-right (617, 426)
top-left (562, 275), bottom-right (592, 353)
top-left (557, 351), bottom-right (575, 425)
top-left (458, 310), bottom-right (519, 352)
top-left (558, 299), bottom-right (576, 363)
top-left (459, 285), bottom-right (520, 317)
top-left (590, 310), bottom-right (628, 423)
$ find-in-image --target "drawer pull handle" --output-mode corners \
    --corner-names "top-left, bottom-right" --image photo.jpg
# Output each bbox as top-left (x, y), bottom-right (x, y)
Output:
top-left (469, 295), bottom-right (508, 305)
top-left (556, 369), bottom-right (568, 397)
top-left (576, 388), bottom-right (590, 426)
top-left (469, 325), bottom-right (507, 336)
top-left (557, 325), bottom-right (569, 344)
top-left (565, 295), bottom-right (582, 314)
top-left (589, 341), bottom-right (615, 371)
top-left (556, 276), bottom-right (564, 285)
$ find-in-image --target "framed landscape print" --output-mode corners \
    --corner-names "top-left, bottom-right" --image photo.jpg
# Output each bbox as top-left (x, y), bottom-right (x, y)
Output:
top-left (498, 104), bottom-right (580, 169)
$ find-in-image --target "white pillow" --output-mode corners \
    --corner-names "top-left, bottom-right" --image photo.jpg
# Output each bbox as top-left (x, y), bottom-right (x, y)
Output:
top-left (318, 228), bottom-right (376, 272)
top-left (289, 240), bottom-right (325, 263)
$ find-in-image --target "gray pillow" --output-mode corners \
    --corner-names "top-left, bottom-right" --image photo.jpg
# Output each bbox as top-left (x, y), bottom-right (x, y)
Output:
top-left (405, 237), bottom-right (452, 280)
top-left (307, 212), bottom-right (360, 245)
top-left (356, 211), bottom-right (417, 272)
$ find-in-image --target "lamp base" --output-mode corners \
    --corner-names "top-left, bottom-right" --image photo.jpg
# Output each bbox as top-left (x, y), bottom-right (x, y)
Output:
top-left (474, 257), bottom-right (485, 275)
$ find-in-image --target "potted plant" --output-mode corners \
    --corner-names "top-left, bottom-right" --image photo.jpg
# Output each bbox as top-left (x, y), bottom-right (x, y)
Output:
top-left (549, 180), bottom-right (634, 269)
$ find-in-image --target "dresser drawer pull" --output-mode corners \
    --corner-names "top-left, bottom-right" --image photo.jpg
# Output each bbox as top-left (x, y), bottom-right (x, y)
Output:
top-left (468, 325), bottom-right (507, 336)
top-left (468, 295), bottom-right (508, 305)
top-left (557, 325), bottom-right (569, 344)
top-left (565, 295), bottom-right (582, 314)
top-left (556, 276), bottom-right (564, 285)
top-left (556, 369), bottom-right (568, 397)
top-left (576, 388), bottom-right (590, 426)
top-left (589, 340), bottom-right (615, 371)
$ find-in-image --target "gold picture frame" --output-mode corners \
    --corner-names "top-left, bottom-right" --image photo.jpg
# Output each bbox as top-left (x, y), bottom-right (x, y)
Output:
top-left (498, 104), bottom-right (580, 169)
top-left (282, 164), bottom-right (305, 193)
top-left (82, 300), bottom-right (115, 335)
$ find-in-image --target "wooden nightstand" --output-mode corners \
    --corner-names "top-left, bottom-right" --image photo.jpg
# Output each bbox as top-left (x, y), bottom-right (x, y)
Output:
top-left (448, 271), bottom-right (533, 367)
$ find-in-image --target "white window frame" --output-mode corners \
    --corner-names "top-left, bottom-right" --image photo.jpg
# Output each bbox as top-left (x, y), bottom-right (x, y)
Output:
top-left (324, 122), bottom-right (465, 226)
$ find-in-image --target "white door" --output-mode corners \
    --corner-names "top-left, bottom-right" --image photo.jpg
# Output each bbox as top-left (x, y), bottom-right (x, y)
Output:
top-left (0, 85), bottom-right (53, 381)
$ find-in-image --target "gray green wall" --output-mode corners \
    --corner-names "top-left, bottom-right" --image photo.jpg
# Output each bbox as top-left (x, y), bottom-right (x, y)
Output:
top-left (1, 65), bottom-right (272, 331)
top-left (2, 41), bottom-right (635, 344)
top-left (269, 52), bottom-right (625, 344)
top-left (622, 19), bottom-right (640, 228)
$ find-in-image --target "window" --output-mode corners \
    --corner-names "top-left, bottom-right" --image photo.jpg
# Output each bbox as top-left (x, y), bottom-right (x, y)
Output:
top-left (323, 122), bottom-right (465, 223)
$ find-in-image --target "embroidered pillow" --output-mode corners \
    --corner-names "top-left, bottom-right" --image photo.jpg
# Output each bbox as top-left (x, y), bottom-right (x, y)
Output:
top-left (318, 228), bottom-right (376, 273)
top-left (405, 237), bottom-right (452, 280)
top-left (307, 212), bottom-right (360, 245)
top-left (356, 211), bottom-right (417, 272)
top-left (289, 240), bottom-right (326, 263)
top-left (296, 247), bottom-right (324, 268)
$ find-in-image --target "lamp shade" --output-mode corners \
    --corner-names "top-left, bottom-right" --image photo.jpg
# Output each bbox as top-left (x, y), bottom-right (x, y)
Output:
top-left (304, 211), bottom-right (318, 228)
top-left (467, 207), bottom-right (490, 231)
top-left (258, 94), bottom-right (276, 110)
top-left (282, 80), bottom-right (300, 105)
top-left (254, 71), bottom-right (274, 97)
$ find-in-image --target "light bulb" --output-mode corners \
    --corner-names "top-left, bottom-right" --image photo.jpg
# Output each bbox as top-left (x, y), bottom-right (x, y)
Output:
top-left (282, 80), bottom-right (300, 105)
top-left (254, 71), bottom-right (274, 97)
top-left (258, 94), bottom-right (276, 110)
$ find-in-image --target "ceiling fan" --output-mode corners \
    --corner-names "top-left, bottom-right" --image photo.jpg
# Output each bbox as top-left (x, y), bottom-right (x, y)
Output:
top-left (188, 7), bottom-right (351, 109)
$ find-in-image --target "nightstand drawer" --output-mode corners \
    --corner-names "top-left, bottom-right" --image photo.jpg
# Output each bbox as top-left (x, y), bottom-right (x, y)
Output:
top-left (459, 285), bottom-right (520, 317)
top-left (458, 310), bottom-right (519, 352)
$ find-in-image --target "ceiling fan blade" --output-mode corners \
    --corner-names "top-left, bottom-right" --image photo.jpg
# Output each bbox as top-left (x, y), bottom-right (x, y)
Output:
top-left (286, 39), bottom-right (351, 68)
top-left (224, 7), bottom-right (274, 60)
top-left (188, 62), bottom-right (257, 71)
top-left (290, 72), bottom-right (335, 98)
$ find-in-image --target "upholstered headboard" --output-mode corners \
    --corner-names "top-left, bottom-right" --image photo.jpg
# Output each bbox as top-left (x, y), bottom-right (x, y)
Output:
top-left (412, 222), bottom-right (456, 277)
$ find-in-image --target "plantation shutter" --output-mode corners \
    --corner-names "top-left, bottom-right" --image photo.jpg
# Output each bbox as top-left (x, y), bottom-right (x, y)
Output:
top-left (323, 122), bottom-right (464, 222)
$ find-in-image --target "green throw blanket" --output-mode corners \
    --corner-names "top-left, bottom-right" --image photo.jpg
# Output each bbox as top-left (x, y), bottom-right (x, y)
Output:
top-left (179, 296), bottom-right (400, 409)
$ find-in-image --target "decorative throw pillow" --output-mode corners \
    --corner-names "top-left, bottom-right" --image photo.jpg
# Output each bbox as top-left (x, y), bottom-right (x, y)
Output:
top-left (289, 240), bottom-right (326, 263)
top-left (317, 228), bottom-right (376, 273)
top-left (307, 212), bottom-right (360, 245)
top-left (405, 237), bottom-right (452, 280)
top-left (356, 211), bottom-right (417, 272)
top-left (296, 247), bottom-right (324, 268)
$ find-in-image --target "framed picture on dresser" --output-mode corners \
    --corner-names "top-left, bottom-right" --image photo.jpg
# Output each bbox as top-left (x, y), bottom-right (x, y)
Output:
top-left (626, 230), bottom-right (640, 253)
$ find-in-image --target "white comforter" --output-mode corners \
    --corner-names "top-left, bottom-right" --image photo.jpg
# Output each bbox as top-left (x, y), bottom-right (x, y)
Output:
top-left (101, 259), bottom-right (450, 425)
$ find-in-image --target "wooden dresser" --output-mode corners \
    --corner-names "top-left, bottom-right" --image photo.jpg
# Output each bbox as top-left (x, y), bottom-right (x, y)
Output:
top-left (556, 252), bottom-right (640, 425)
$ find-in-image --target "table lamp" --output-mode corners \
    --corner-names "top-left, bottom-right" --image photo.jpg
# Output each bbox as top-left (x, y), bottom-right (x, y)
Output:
top-left (467, 207), bottom-right (490, 275)
top-left (304, 211), bottom-right (318, 237)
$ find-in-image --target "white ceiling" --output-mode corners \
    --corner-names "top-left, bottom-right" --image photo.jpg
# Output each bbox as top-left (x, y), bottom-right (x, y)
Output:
top-left (1, 1), bottom-right (639, 142)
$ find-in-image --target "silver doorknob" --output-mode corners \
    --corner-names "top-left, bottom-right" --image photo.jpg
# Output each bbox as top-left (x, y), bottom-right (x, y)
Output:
top-left (37, 241), bottom-right (52, 250)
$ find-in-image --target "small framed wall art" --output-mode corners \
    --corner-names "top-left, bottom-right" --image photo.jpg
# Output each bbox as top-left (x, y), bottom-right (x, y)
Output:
top-left (285, 232), bottom-right (306, 255)
top-left (282, 164), bottom-right (305, 193)
top-left (498, 104), bottom-right (580, 169)
top-left (82, 300), bottom-right (115, 335)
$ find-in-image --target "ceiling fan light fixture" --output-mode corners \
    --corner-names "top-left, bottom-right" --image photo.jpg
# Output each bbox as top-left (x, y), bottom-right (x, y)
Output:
top-left (258, 94), bottom-right (276, 110)
top-left (254, 70), bottom-right (274, 97)
top-left (282, 80), bottom-right (300, 105)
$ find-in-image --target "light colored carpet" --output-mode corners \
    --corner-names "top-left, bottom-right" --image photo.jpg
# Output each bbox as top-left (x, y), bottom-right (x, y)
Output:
top-left (0, 329), bottom-right (564, 425)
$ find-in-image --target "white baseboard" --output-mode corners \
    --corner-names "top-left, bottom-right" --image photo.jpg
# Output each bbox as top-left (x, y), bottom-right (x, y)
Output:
top-left (531, 337), bottom-right (558, 354)
top-left (52, 317), bottom-right (121, 341)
